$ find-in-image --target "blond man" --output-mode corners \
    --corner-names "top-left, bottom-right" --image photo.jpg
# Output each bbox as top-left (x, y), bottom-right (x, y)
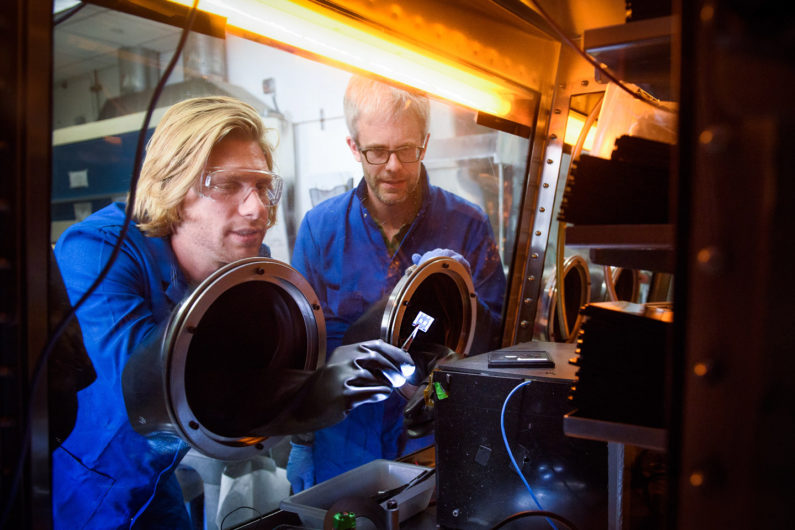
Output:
top-left (53, 96), bottom-right (410, 528)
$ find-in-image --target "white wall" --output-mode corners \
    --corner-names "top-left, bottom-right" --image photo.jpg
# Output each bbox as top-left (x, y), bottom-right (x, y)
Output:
top-left (226, 36), bottom-right (350, 124)
top-left (53, 67), bottom-right (119, 128)
top-left (225, 37), bottom-right (363, 260)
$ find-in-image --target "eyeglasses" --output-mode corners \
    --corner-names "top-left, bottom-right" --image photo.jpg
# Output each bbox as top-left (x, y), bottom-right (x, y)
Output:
top-left (199, 168), bottom-right (283, 206)
top-left (358, 145), bottom-right (425, 165)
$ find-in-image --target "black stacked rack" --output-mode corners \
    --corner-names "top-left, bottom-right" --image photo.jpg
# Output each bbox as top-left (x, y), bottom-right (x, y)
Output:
top-left (559, 135), bottom-right (673, 225)
top-left (568, 301), bottom-right (672, 428)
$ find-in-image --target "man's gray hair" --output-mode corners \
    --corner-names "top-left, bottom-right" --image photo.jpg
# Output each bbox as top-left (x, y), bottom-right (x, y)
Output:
top-left (343, 75), bottom-right (430, 144)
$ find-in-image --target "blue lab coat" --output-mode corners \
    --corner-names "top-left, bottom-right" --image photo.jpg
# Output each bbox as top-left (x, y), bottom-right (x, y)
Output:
top-left (52, 202), bottom-right (192, 529)
top-left (291, 167), bottom-right (506, 483)
top-left (52, 202), bottom-right (271, 528)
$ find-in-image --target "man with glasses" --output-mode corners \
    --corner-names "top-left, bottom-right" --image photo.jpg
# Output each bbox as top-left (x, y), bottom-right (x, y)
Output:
top-left (287, 76), bottom-right (507, 491)
top-left (52, 96), bottom-right (413, 529)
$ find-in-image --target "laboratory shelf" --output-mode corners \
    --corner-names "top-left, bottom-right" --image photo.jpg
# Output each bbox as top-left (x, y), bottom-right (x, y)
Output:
top-left (566, 224), bottom-right (675, 272)
top-left (565, 224), bottom-right (674, 249)
top-left (583, 15), bottom-right (676, 100)
top-left (563, 411), bottom-right (667, 452)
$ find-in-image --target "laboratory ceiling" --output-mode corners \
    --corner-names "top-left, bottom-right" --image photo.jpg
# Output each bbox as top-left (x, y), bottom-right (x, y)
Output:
top-left (54, 3), bottom-right (180, 84)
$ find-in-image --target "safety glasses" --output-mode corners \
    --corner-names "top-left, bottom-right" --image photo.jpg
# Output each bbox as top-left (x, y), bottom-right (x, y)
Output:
top-left (199, 168), bottom-right (283, 206)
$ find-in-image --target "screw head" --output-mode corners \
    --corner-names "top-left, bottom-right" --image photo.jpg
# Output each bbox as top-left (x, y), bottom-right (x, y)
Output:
top-left (693, 361), bottom-right (710, 377)
top-left (697, 246), bottom-right (725, 274)
top-left (689, 470), bottom-right (705, 487)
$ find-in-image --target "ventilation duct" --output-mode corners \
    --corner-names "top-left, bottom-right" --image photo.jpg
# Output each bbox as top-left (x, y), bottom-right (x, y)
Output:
top-left (182, 32), bottom-right (227, 82)
top-left (100, 32), bottom-right (266, 119)
top-left (118, 46), bottom-right (160, 95)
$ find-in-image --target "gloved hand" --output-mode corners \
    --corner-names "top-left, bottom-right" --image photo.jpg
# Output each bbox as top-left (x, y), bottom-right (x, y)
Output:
top-left (411, 248), bottom-right (471, 275)
top-left (257, 340), bottom-right (415, 436)
top-left (402, 345), bottom-right (461, 437)
top-left (403, 382), bottom-right (435, 438)
top-left (404, 342), bottom-right (454, 386)
top-left (318, 338), bottom-right (415, 407)
top-left (286, 442), bottom-right (315, 493)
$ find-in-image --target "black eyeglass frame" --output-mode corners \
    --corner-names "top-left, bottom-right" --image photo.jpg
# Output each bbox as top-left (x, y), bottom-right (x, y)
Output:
top-left (357, 137), bottom-right (429, 165)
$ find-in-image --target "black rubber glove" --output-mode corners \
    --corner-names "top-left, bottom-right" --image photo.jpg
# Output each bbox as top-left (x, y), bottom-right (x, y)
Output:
top-left (124, 331), bottom-right (414, 440)
top-left (405, 342), bottom-right (454, 386)
top-left (402, 344), bottom-right (462, 438)
top-left (403, 381), bottom-right (435, 438)
top-left (258, 339), bottom-right (415, 435)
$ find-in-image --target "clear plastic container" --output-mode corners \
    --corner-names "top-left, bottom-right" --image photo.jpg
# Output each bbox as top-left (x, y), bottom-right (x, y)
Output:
top-left (591, 81), bottom-right (677, 160)
top-left (280, 459), bottom-right (435, 529)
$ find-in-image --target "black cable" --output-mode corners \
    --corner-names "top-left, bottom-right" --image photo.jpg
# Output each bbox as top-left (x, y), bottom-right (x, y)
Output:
top-left (220, 505), bottom-right (263, 529)
top-left (54, 1), bottom-right (86, 26)
top-left (0, 2), bottom-right (201, 528)
top-left (525, 0), bottom-right (676, 114)
top-left (492, 510), bottom-right (579, 530)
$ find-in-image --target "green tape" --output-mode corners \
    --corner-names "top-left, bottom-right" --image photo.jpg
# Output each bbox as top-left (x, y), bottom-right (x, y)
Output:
top-left (434, 381), bottom-right (448, 400)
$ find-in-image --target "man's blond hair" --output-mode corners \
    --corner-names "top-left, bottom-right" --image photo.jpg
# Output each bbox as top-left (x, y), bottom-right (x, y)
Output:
top-left (133, 96), bottom-right (276, 237)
